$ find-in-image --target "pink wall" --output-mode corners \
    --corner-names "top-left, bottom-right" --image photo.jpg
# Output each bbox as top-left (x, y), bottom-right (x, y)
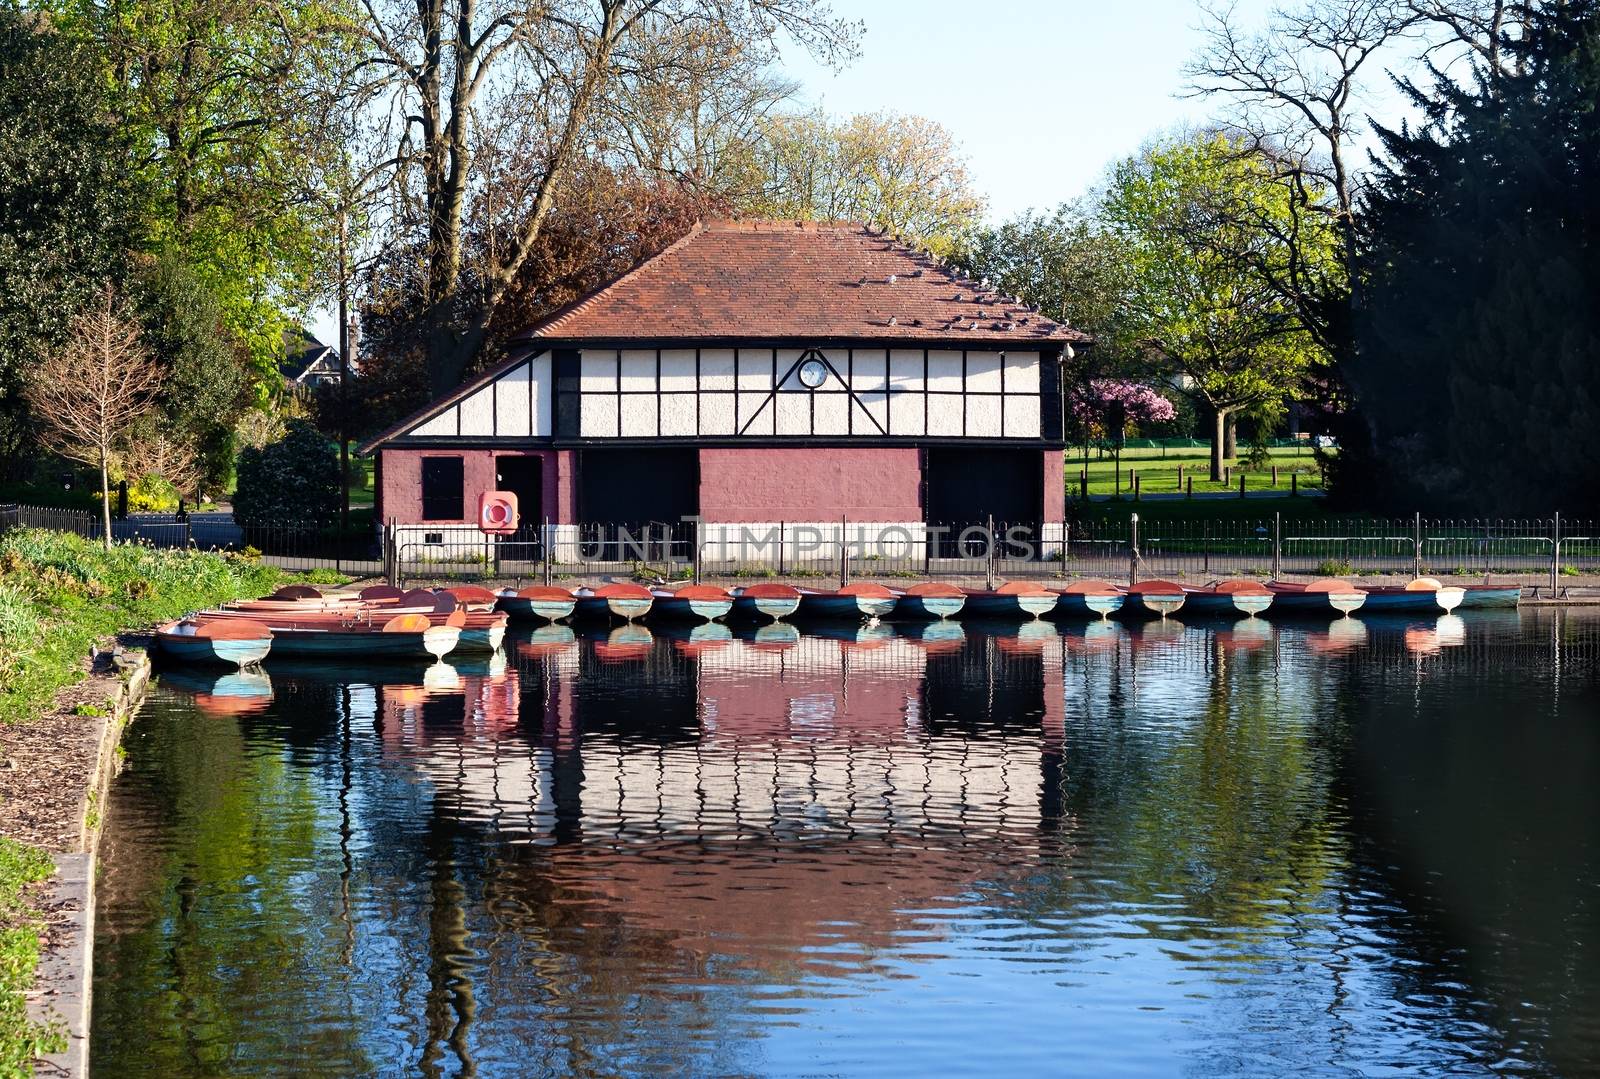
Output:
top-left (698, 447), bottom-right (923, 522)
top-left (378, 449), bottom-right (573, 524)
top-left (1042, 449), bottom-right (1065, 522)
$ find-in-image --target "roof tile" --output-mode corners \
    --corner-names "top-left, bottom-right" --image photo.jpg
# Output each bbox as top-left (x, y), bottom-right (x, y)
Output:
top-left (521, 220), bottom-right (1088, 346)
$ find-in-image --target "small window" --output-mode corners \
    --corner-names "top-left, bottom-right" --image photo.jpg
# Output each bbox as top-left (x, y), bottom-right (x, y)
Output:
top-left (421, 457), bottom-right (464, 521)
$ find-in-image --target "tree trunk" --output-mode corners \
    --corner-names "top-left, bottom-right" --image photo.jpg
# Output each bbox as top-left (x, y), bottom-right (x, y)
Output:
top-left (1210, 408), bottom-right (1229, 483)
top-left (1223, 414), bottom-right (1237, 460)
top-left (99, 447), bottom-right (112, 552)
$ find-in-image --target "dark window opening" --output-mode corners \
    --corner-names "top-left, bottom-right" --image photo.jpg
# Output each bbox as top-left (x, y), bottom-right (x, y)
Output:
top-left (421, 457), bottom-right (464, 521)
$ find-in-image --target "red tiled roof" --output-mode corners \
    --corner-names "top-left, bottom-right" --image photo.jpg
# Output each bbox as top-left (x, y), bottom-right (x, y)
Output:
top-left (519, 220), bottom-right (1087, 346)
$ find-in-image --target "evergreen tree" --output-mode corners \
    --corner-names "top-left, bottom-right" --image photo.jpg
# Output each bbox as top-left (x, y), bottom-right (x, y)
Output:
top-left (1356, 1), bottom-right (1600, 512)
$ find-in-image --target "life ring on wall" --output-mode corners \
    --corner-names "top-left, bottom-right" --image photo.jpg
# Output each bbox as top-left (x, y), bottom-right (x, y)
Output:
top-left (478, 491), bottom-right (519, 535)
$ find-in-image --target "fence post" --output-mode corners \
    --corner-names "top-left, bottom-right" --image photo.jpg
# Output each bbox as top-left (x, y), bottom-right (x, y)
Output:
top-left (1186, 476), bottom-right (1193, 499)
top-left (543, 517), bottom-right (552, 586)
top-left (1272, 511), bottom-right (1282, 580)
top-left (1239, 471), bottom-right (1246, 499)
top-left (840, 515), bottom-right (848, 588)
top-left (779, 520), bottom-right (787, 576)
top-left (1291, 472), bottom-right (1298, 498)
top-left (1413, 511), bottom-right (1424, 578)
top-left (986, 514), bottom-right (996, 591)
top-left (1203, 522), bottom-right (1210, 576)
top-left (1133, 472), bottom-right (1141, 501)
top-left (1128, 512), bottom-right (1140, 586)
top-left (1176, 464), bottom-right (1183, 491)
top-left (693, 532), bottom-right (702, 585)
top-left (1552, 511), bottom-right (1562, 595)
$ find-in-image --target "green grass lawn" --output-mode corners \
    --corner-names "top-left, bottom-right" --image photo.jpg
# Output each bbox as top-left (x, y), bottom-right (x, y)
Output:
top-left (346, 450), bottom-right (375, 508)
top-left (1065, 444), bottom-right (1328, 499)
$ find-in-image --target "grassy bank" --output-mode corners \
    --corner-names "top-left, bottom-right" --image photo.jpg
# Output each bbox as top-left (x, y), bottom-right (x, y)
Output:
top-left (0, 839), bottom-right (56, 1076)
top-left (0, 528), bottom-right (287, 1073)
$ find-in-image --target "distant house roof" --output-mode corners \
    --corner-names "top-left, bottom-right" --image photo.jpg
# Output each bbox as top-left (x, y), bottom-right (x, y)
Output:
top-left (520, 219), bottom-right (1088, 346)
top-left (280, 330), bottom-right (352, 386)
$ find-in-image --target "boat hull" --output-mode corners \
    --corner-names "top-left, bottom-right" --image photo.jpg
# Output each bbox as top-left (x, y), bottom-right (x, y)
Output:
top-left (456, 624), bottom-right (507, 653)
top-left (654, 597), bottom-right (733, 623)
top-left (1458, 586), bottom-right (1521, 608)
top-left (574, 595), bottom-right (653, 622)
top-left (1269, 590), bottom-right (1367, 616)
top-left (1359, 588), bottom-right (1465, 614)
top-left (731, 595), bottom-right (800, 622)
top-left (156, 634), bottom-right (272, 669)
top-left (891, 594), bottom-right (966, 620)
top-left (798, 594), bottom-right (898, 620)
top-left (1051, 592), bottom-right (1125, 620)
top-left (1182, 591), bottom-right (1274, 617)
top-left (1122, 592), bottom-right (1186, 619)
top-left (265, 626), bottom-right (459, 660)
top-left (961, 593), bottom-right (1057, 619)
top-left (496, 596), bottom-right (576, 623)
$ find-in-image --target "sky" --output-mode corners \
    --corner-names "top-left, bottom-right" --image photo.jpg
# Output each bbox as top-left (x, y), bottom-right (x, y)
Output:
top-left (778, 0), bottom-right (1273, 220)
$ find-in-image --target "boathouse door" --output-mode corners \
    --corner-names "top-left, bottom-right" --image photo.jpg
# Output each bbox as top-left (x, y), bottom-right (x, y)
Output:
top-left (494, 455), bottom-right (542, 554)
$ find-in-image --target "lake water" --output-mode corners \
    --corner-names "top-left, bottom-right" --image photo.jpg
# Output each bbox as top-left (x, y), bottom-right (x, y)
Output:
top-left (91, 610), bottom-right (1600, 1077)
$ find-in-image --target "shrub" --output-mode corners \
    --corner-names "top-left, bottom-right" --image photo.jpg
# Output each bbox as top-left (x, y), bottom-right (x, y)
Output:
top-left (233, 419), bottom-right (340, 529)
top-left (1315, 558), bottom-right (1355, 576)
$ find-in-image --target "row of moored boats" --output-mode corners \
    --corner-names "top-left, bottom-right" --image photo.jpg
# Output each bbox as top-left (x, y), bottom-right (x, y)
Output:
top-left (156, 577), bottom-right (1518, 670)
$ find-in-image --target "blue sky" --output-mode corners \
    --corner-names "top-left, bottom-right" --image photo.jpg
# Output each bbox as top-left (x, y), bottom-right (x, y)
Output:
top-left (779, 0), bottom-right (1276, 219)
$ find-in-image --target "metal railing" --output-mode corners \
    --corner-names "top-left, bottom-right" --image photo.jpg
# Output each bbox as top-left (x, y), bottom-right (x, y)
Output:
top-left (6, 503), bottom-right (1596, 593)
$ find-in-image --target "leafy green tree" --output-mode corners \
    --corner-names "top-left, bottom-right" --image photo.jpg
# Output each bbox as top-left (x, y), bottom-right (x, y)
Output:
top-left (45, 0), bottom-right (349, 389)
top-left (0, 10), bottom-right (138, 473)
top-left (1102, 133), bottom-right (1334, 480)
top-left (233, 420), bottom-right (340, 529)
top-left (1355, 0), bottom-right (1600, 512)
top-left (744, 109), bottom-right (986, 256)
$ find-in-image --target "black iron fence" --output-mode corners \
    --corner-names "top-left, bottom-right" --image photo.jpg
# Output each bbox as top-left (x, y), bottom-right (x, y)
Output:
top-left (5, 504), bottom-right (1595, 593)
top-left (0, 504), bottom-right (384, 577)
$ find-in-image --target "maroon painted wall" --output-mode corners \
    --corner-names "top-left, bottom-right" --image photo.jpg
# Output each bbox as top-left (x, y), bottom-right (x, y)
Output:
top-left (698, 447), bottom-right (923, 522)
top-left (1042, 449), bottom-right (1065, 522)
top-left (378, 449), bottom-right (574, 524)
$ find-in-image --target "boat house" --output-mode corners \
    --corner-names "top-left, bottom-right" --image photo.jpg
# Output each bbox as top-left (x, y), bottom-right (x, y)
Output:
top-left (359, 220), bottom-right (1085, 561)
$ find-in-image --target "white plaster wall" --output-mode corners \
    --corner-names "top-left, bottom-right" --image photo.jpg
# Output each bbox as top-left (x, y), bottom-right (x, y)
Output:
top-left (412, 405), bottom-right (457, 437)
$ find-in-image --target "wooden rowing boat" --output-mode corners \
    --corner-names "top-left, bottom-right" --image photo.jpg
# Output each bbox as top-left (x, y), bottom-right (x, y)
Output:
top-left (154, 618), bottom-right (273, 668)
top-left (961, 581), bottom-right (1057, 619)
top-left (1180, 580), bottom-right (1275, 617)
top-left (652, 584), bottom-right (734, 623)
top-left (796, 583), bottom-right (898, 620)
top-left (496, 585), bottom-right (578, 623)
top-left (1050, 580), bottom-right (1125, 620)
top-left (1266, 578), bottom-right (1368, 616)
top-left (729, 582), bottom-right (801, 622)
top-left (1357, 578), bottom-right (1465, 614)
top-left (574, 582), bottom-right (654, 622)
top-left (1120, 580), bottom-right (1187, 619)
top-left (889, 581), bottom-right (966, 620)
top-left (196, 610), bottom-right (461, 660)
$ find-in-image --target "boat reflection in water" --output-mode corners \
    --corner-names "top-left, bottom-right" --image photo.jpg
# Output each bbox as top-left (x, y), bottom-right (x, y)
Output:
top-left (94, 610), bottom-right (1600, 1078)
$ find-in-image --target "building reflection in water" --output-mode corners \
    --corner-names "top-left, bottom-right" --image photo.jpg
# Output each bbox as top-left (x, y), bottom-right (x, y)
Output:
top-left (92, 609), bottom-right (1600, 1077)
